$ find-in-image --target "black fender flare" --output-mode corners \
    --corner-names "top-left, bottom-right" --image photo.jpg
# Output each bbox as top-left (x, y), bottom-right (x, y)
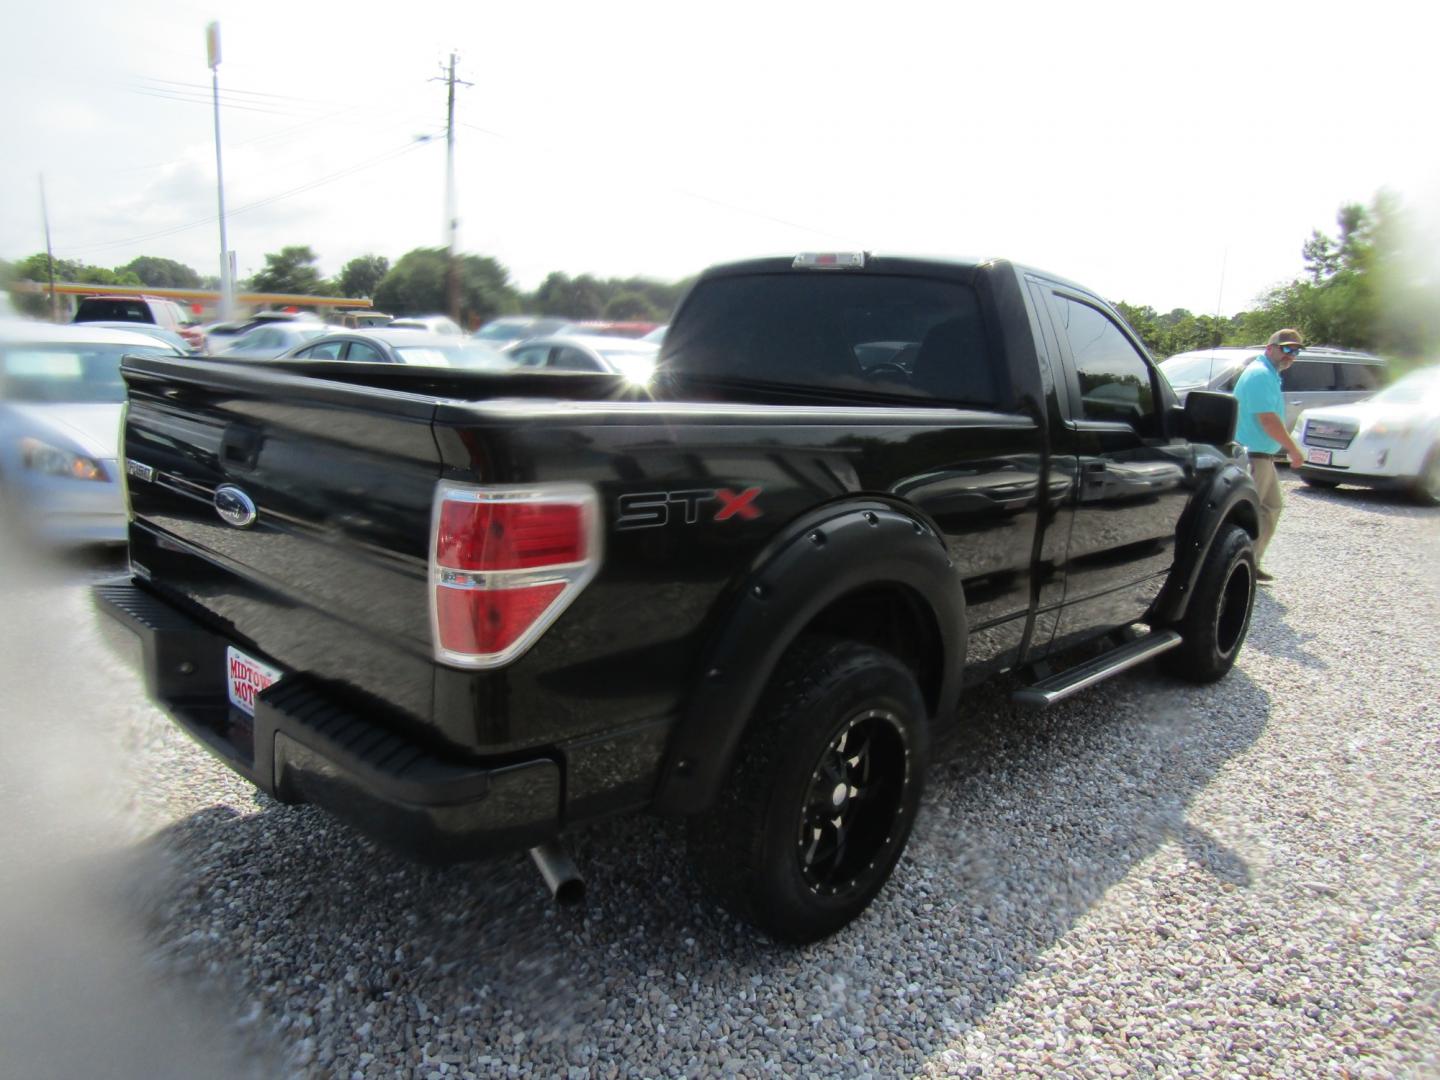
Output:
top-left (1152, 461), bottom-right (1260, 626)
top-left (652, 499), bottom-right (967, 816)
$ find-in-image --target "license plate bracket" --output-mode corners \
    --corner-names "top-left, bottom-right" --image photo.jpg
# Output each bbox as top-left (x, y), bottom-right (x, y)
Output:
top-left (227, 646), bottom-right (282, 716)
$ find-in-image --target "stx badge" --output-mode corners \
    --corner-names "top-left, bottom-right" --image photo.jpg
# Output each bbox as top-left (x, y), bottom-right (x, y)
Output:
top-left (616, 487), bottom-right (762, 530)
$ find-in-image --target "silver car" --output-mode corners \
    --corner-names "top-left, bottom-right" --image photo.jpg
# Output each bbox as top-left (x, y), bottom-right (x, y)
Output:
top-left (0, 320), bottom-right (184, 544)
top-left (218, 322), bottom-right (331, 360)
top-left (505, 334), bottom-right (660, 384)
top-left (1160, 346), bottom-right (1387, 429)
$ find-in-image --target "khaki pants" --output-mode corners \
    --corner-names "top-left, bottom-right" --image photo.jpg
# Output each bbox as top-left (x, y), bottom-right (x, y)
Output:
top-left (1251, 456), bottom-right (1283, 566)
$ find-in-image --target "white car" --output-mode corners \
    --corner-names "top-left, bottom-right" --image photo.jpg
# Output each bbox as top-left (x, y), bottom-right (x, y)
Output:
top-left (1292, 366), bottom-right (1440, 505)
top-left (0, 320), bottom-right (184, 544)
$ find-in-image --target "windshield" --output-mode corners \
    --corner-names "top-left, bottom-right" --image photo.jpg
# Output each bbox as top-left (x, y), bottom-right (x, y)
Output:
top-left (0, 342), bottom-right (172, 403)
top-left (1159, 353), bottom-right (1249, 388)
top-left (1371, 369), bottom-right (1440, 405)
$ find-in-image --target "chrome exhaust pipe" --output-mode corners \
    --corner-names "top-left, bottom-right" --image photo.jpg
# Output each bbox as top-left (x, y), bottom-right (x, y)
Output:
top-left (529, 842), bottom-right (585, 906)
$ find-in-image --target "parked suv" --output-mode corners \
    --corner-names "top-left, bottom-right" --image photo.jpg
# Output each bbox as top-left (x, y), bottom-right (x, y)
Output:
top-left (1160, 345), bottom-right (1387, 429)
top-left (73, 294), bottom-right (202, 350)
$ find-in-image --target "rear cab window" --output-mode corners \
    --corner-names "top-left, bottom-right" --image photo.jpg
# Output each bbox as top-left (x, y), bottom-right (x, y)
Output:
top-left (659, 272), bottom-right (1011, 409)
top-left (75, 298), bottom-right (153, 324)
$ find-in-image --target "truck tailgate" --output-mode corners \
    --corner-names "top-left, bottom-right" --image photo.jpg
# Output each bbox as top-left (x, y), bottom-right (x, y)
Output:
top-left (119, 356), bottom-right (444, 735)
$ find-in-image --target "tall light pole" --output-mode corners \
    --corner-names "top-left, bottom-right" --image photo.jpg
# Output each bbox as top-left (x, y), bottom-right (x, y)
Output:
top-left (208, 22), bottom-right (233, 320)
top-left (434, 52), bottom-right (469, 327)
top-left (39, 173), bottom-right (59, 322)
top-left (444, 51), bottom-right (459, 326)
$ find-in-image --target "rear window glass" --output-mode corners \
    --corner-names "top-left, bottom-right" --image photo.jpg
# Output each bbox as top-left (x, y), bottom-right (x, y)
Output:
top-left (659, 273), bottom-right (1007, 407)
top-left (1282, 361), bottom-right (1337, 392)
top-left (75, 299), bottom-right (153, 323)
top-left (1335, 363), bottom-right (1382, 391)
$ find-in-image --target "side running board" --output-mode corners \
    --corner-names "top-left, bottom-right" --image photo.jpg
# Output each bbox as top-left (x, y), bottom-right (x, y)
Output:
top-left (1011, 630), bottom-right (1182, 708)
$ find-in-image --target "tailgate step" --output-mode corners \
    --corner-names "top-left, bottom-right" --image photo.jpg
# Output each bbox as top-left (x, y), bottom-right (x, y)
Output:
top-left (1011, 630), bottom-right (1182, 708)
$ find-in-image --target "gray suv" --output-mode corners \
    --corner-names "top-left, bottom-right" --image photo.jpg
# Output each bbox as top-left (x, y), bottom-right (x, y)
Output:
top-left (1160, 345), bottom-right (1386, 428)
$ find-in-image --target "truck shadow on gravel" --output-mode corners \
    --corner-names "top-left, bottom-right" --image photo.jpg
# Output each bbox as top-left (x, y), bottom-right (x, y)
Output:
top-left (104, 664), bottom-right (1271, 1076)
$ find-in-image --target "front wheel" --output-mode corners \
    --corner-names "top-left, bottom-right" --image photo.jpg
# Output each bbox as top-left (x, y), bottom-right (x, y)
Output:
top-left (1161, 524), bottom-right (1256, 683)
top-left (686, 637), bottom-right (929, 944)
top-left (1411, 446), bottom-right (1440, 506)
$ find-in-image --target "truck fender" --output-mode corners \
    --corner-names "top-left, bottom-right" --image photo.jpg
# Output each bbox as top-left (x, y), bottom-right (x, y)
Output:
top-left (652, 500), bottom-right (967, 816)
top-left (1152, 462), bottom-right (1260, 626)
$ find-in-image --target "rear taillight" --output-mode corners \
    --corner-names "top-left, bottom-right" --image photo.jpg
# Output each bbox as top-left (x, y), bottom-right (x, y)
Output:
top-left (429, 482), bottom-right (600, 668)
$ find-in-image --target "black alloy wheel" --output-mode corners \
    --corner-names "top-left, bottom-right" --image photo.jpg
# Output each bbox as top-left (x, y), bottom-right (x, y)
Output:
top-left (797, 707), bottom-right (910, 898)
top-left (687, 636), bottom-right (929, 944)
top-left (1162, 524), bottom-right (1256, 683)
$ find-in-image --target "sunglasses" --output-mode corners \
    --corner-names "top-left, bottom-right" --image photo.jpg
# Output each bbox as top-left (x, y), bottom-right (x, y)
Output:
top-left (1279, 344), bottom-right (1302, 355)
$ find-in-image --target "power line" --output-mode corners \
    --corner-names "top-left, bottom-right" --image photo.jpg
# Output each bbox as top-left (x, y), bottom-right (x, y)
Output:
top-left (136, 76), bottom-right (352, 109)
top-left (65, 138), bottom-right (433, 255)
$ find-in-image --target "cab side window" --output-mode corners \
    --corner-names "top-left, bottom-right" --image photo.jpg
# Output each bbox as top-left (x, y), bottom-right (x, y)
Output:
top-left (300, 341), bottom-right (344, 360)
top-left (510, 345), bottom-right (550, 368)
top-left (345, 342), bottom-right (383, 363)
top-left (1052, 294), bottom-right (1158, 435)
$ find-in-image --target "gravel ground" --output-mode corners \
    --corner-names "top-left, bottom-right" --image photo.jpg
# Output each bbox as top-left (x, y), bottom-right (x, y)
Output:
top-left (1, 475), bottom-right (1437, 1079)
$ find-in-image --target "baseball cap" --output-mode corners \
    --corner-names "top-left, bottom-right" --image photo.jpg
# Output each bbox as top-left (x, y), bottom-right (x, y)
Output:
top-left (1267, 328), bottom-right (1304, 347)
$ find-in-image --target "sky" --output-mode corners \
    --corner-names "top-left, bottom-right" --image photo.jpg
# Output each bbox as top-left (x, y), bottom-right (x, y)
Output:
top-left (2, 0), bottom-right (1436, 318)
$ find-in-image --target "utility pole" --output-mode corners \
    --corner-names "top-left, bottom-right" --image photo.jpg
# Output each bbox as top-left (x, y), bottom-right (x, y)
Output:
top-left (434, 53), bottom-right (471, 327)
top-left (208, 22), bottom-right (234, 320)
top-left (39, 173), bottom-right (59, 322)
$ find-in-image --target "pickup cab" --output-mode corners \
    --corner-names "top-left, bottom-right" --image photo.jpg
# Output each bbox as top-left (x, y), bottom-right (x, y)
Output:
top-left (97, 253), bottom-right (1259, 942)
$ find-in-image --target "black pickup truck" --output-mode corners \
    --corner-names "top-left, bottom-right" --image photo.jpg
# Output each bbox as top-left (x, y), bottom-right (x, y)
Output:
top-left (97, 253), bottom-right (1259, 943)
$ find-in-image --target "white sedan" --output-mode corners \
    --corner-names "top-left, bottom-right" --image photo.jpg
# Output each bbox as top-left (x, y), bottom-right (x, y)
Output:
top-left (1292, 366), bottom-right (1440, 504)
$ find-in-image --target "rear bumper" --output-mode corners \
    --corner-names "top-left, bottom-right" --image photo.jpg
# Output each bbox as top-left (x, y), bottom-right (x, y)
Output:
top-left (94, 579), bottom-right (562, 862)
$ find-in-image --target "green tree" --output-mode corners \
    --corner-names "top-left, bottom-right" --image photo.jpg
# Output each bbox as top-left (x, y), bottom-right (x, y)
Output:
top-left (531, 271), bottom-right (606, 318)
top-left (122, 256), bottom-right (202, 289)
top-left (337, 254), bottom-right (390, 299)
top-left (526, 271), bottom-right (689, 321)
top-left (372, 248), bottom-right (520, 326)
top-left (603, 291), bottom-right (661, 321)
top-left (248, 245), bottom-right (328, 295)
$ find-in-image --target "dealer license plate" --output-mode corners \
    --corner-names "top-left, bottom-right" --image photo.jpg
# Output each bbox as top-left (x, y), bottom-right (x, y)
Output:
top-left (1306, 448), bottom-right (1333, 466)
top-left (227, 646), bottom-right (282, 716)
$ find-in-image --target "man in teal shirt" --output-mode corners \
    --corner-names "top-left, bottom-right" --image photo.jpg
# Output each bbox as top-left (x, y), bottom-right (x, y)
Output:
top-left (1232, 328), bottom-right (1306, 582)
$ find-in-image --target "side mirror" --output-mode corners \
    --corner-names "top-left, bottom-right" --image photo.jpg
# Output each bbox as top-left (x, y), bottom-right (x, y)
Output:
top-left (1181, 390), bottom-right (1237, 446)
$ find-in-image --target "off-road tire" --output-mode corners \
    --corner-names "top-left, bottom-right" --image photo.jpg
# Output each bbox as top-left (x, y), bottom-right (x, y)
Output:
top-left (1161, 524), bottom-right (1256, 683)
top-left (686, 636), bottom-right (929, 944)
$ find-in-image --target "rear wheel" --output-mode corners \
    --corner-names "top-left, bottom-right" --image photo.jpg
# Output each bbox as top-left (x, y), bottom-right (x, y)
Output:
top-left (687, 637), bottom-right (928, 944)
top-left (1162, 524), bottom-right (1256, 683)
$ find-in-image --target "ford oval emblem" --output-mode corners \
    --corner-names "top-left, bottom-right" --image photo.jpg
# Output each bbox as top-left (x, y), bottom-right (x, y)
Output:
top-left (214, 485), bottom-right (258, 528)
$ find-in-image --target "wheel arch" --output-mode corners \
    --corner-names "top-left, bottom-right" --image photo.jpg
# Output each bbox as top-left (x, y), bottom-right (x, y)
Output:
top-left (1151, 462), bottom-right (1260, 626)
top-left (652, 499), bottom-right (966, 816)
